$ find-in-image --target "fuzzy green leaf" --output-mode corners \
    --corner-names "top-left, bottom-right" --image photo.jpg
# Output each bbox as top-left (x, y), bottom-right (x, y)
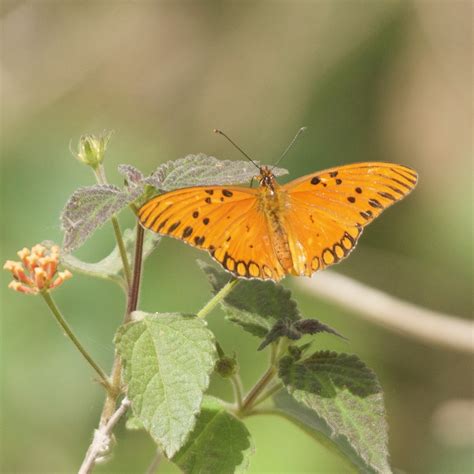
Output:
top-left (173, 397), bottom-right (254, 474)
top-left (115, 312), bottom-right (217, 457)
top-left (278, 351), bottom-right (390, 473)
top-left (199, 261), bottom-right (299, 337)
top-left (61, 184), bottom-right (142, 252)
top-left (59, 229), bottom-right (160, 287)
top-left (143, 153), bottom-right (288, 191)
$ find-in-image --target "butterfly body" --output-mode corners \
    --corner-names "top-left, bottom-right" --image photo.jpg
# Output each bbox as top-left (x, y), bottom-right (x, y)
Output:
top-left (139, 162), bottom-right (418, 281)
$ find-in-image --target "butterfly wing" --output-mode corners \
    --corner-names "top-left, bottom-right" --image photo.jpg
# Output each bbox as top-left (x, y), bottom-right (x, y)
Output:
top-left (282, 162), bottom-right (418, 275)
top-left (138, 186), bottom-right (286, 280)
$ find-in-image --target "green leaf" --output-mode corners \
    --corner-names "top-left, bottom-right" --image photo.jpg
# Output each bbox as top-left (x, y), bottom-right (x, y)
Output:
top-left (173, 397), bottom-right (254, 474)
top-left (144, 153), bottom-right (288, 191)
top-left (278, 351), bottom-right (390, 473)
top-left (115, 312), bottom-right (217, 457)
top-left (61, 184), bottom-right (142, 252)
top-left (199, 261), bottom-right (299, 337)
top-left (59, 229), bottom-right (160, 287)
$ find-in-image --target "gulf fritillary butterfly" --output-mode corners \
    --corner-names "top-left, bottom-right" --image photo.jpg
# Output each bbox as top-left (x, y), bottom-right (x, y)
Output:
top-left (138, 162), bottom-right (417, 281)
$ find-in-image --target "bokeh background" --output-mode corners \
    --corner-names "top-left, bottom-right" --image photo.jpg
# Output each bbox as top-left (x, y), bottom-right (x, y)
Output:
top-left (1, 1), bottom-right (472, 473)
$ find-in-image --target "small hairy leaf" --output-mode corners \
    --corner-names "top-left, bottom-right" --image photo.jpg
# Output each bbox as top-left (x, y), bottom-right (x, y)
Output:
top-left (258, 318), bottom-right (345, 351)
top-left (115, 312), bottom-right (217, 457)
top-left (118, 164), bottom-right (145, 185)
top-left (173, 397), bottom-right (254, 474)
top-left (199, 261), bottom-right (299, 337)
top-left (278, 351), bottom-right (390, 473)
top-left (143, 153), bottom-right (288, 191)
top-left (60, 229), bottom-right (160, 287)
top-left (61, 184), bottom-right (142, 252)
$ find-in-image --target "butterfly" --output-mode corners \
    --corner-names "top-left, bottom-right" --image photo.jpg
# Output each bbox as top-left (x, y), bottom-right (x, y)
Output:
top-left (138, 162), bottom-right (417, 281)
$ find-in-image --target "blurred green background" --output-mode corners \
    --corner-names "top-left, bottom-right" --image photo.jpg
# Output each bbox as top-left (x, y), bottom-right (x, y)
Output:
top-left (1, 1), bottom-right (472, 473)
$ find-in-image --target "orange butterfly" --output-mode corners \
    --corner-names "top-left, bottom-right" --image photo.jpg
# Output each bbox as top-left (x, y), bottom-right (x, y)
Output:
top-left (138, 162), bottom-right (417, 281)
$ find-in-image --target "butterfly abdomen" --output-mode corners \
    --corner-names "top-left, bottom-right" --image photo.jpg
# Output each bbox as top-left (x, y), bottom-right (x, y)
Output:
top-left (259, 186), bottom-right (294, 273)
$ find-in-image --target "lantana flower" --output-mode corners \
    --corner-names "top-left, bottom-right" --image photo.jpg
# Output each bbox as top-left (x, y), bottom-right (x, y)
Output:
top-left (4, 244), bottom-right (72, 295)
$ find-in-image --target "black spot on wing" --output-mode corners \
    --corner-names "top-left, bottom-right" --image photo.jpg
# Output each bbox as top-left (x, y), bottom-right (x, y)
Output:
top-left (378, 191), bottom-right (396, 201)
top-left (182, 226), bottom-right (193, 238)
top-left (368, 199), bottom-right (383, 209)
top-left (168, 221), bottom-right (181, 233)
top-left (194, 235), bottom-right (205, 246)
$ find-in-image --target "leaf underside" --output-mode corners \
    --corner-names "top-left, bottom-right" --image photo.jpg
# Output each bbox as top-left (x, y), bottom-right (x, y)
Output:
top-left (61, 184), bottom-right (142, 253)
top-left (144, 153), bottom-right (288, 191)
top-left (60, 228), bottom-right (160, 286)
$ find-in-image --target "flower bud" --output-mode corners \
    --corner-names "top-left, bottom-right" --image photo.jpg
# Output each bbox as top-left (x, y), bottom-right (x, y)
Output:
top-left (71, 130), bottom-right (113, 168)
top-left (215, 354), bottom-right (238, 378)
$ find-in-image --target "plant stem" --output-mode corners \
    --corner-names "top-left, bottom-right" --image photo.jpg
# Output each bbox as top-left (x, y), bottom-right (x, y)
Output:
top-left (145, 450), bottom-right (162, 474)
top-left (197, 279), bottom-right (239, 319)
top-left (111, 216), bottom-right (132, 288)
top-left (100, 223), bottom-right (145, 425)
top-left (240, 365), bottom-right (277, 414)
top-left (229, 373), bottom-right (244, 410)
top-left (93, 165), bottom-right (132, 289)
top-left (251, 381), bottom-right (284, 408)
top-left (78, 397), bottom-right (131, 474)
top-left (41, 291), bottom-right (112, 393)
top-left (126, 224), bottom-right (145, 321)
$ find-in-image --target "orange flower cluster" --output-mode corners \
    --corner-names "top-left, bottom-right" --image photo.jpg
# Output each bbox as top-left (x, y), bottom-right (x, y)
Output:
top-left (3, 244), bottom-right (72, 295)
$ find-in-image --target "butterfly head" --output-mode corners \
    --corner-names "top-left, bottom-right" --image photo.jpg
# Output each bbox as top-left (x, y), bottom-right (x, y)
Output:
top-left (257, 166), bottom-right (277, 191)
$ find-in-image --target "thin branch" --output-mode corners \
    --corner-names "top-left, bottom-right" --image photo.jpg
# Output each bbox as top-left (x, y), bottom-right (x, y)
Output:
top-left (126, 224), bottom-right (145, 321)
top-left (197, 279), bottom-right (239, 319)
top-left (251, 381), bottom-right (284, 408)
top-left (229, 373), bottom-right (244, 410)
top-left (240, 365), bottom-right (277, 414)
top-left (93, 164), bottom-right (132, 288)
top-left (41, 291), bottom-right (113, 393)
top-left (78, 397), bottom-right (131, 474)
top-left (297, 270), bottom-right (474, 354)
top-left (145, 450), bottom-right (162, 474)
top-left (111, 216), bottom-right (132, 288)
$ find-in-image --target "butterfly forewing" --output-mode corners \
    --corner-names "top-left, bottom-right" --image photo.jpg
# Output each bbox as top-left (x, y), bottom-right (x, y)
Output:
top-left (138, 185), bottom-right (285, 280)
top-left (282, 162), bottom-right (418, 275)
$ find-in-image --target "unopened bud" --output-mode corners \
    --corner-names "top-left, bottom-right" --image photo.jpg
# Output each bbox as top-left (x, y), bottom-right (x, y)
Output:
top-left (71, 130), bottom-right (113, 168)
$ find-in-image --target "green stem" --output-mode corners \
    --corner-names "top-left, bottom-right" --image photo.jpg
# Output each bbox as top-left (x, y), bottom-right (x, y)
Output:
top-left (93, 165), bottom-right (132, 289)
top-left (197, 279), bottom-right (239, 319)
top-left (111, 217), bottom-right (132, 288)
top-left (229, 373), bottom-right (244, 410)
top-left (41, 291), bottom-right (113, 393)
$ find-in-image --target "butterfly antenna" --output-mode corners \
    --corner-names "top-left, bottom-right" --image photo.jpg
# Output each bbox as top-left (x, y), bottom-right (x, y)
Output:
top-left (272, 126), bottom-right (307, 167)
top-left (213, 129), bottom-right (260, 169)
